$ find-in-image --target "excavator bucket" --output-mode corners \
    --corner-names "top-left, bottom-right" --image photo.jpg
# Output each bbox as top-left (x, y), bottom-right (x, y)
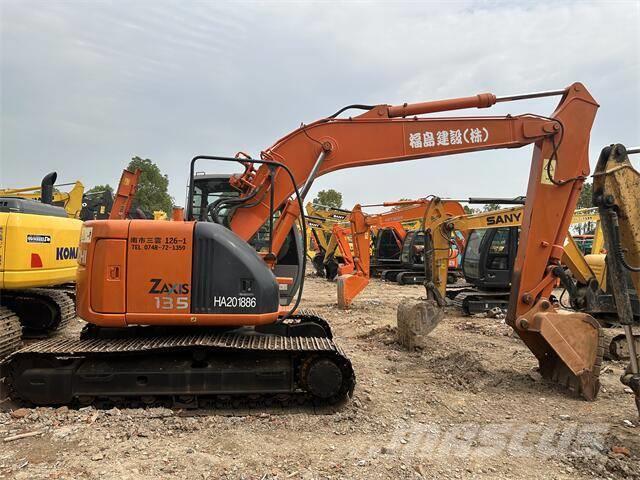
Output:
top-left (514, 302), bottom-right (604, 400)
top-left (396, 230), bottom-right (447, 349)
top-left (337, 274), bottom-right (369, 309)
top-left (396, 299), bottom-right (444, 349)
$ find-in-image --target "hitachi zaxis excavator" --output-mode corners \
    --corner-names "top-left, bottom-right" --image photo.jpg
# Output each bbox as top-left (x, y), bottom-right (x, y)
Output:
top-left (2, 82), bottom-right (603, 408)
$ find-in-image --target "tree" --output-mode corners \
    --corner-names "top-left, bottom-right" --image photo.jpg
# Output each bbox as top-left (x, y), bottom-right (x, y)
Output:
top-left (482, 203), bottom-right (502, 212)
top-left (576, 182), bottom-right (593, 209)
top-left (463, 205), bottom-right (480, 215)
top-left (312, 189), bottom-right (343, 209)
top-left (127, 157), bottom-right (174, 215)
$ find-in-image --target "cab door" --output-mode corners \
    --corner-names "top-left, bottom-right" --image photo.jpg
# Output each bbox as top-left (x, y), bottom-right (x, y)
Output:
top-left (480, 227), bottom-right (518, 289)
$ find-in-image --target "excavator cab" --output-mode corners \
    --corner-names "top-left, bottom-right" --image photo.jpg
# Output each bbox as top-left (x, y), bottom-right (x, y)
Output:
top-left (188, 173), bottom-right (239, 222)
top-left (462, 227), bottom-right (519, 289)
top-left (188, 167), bottom-right (304, 306)
top-left (80, 190), bottom-right (114, 221)
top-left (371, 227), bottom-right (403, 272)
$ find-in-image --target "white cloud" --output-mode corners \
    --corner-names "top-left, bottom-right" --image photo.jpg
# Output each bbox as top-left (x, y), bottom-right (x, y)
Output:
top-left (1, 0), bottom-right (638, 209)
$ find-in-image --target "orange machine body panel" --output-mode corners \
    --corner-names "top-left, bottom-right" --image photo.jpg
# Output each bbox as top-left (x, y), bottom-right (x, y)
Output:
top-left (77, 219), bottom-right (280, 328)
top-left (90, 239), bottom-right (127, 314)
top-left (126, 220), bottom-right (193, 315)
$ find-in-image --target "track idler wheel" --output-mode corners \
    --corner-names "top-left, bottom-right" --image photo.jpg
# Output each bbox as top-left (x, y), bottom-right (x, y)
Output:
top-left (301, 356), bottom-right (345, 400)
top-left (337, 274), bottom-right (369, 309)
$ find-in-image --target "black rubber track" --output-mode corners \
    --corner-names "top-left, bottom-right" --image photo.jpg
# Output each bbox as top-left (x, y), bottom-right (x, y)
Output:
top-left (2, 312), bottom-right (355, 409)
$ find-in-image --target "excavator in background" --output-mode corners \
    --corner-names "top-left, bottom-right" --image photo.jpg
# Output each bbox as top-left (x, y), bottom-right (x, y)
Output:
top-left (304, 202), bottom-right (350, 278)
top-left (592, 143), bottom-right (640, 414)
top-left (108, 168), bottom-right (142, 221)
top-left (0, 173), bottom-right (82, 355)
top-left (0, 174), bottom-right (86, 219)
top-left (568, 207), bottom-right (604, 256)
top-left (431, 206), bottom-right (613, 314)
top-left (333, 199), bottom-right (466, 308)
top-left (394, 199), bottom-right (639, 359)
top-left (2, 82), bottom-right (605, 407)
top-left (378, 198), bottom-right (526, 285)
top-left (0, 169), bottom-right (141, 359)
top-left (327, 199), bottom-right (465, 282)
top-left (80, 189), bottom-right (114, 221)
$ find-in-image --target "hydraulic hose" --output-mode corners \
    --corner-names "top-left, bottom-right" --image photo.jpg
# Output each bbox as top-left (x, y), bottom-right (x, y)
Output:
top-left (190, 155), bottom-right (308, 320)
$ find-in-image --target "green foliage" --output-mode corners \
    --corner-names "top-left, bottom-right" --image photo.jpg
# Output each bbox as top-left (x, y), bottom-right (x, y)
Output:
top-left (312, 189), bottom-right (343, 209)
top-left (576, 182), bottom-right (593, 209)
top-left (127, 157), bottom-right (173, 215)
top-left (463, 205), bottom-right (481, 215)
top-left (482, 203), bottom-right (502, 212)
top-left (573, 182), bottom-right (595, 235)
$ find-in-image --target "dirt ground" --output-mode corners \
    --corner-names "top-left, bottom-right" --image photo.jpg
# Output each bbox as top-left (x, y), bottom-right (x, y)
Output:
top-left (1, 274), bottom-right (639, 479)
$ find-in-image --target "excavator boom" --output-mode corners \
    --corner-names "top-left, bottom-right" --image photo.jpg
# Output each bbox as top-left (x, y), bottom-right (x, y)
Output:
top-left (109, 169), bottom-right (141, 220)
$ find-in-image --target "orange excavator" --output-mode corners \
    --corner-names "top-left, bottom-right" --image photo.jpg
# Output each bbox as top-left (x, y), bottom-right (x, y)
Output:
top-left (3, 82), bottom-right (601, 407)
top-left (332, 199), bottom-right (466, 308)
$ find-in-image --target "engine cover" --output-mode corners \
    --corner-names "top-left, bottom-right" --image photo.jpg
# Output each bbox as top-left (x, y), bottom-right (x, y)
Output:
top-left (77, 220), bottom-right (280, 328)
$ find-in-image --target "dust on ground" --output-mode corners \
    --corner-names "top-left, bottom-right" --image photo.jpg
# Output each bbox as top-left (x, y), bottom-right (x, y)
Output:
top-left (1, 274), bottom-right (639, 479)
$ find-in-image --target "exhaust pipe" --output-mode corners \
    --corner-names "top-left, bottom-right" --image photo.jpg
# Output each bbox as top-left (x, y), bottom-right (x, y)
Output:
top-left (40, 172), bottom-right (57, 205)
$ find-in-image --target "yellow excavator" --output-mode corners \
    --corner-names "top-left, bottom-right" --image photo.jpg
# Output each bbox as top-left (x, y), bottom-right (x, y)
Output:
top-left (592, 143), bottom-right (640, 414)
top-left (413, 205), bottom-right (611, 314)
top-left (304, 202), bottom-right (351, 278)
top-left (0, 173), bottom-right (85, 219)
top-left (379, 200), bottom-right (639, 358)
top-left (0, 173), bottom-right (82, 356)
top-left (0, 169), bottom-right (141, 358)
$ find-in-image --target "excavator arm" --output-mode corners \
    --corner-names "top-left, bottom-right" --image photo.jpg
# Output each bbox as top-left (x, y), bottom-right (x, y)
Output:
top-left (109, 168), bottom-right (142, 220)
top-left (593, 144), bottom-right (640, 414)
top-left (220, 83), bottom-right (600, 399)
top-left (338, 199), bottom-right (466, 307)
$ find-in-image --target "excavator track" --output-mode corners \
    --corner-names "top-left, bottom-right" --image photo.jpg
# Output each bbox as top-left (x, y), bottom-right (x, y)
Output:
top-left (1, 312), bottom-right (355, 409)
top-left (0, 307), bottom-right (23, 359)
top-left (452, 290), bottom-right (510, 315)
top-left (0, 288), bottom-right (75, 338)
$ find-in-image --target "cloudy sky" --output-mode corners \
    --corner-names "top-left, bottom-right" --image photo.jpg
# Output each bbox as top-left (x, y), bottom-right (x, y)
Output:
top-left (1, 0), bottom-right (639, 210)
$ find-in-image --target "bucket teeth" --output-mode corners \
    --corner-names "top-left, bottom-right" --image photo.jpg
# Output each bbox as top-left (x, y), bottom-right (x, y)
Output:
top-left (514, 304), bottom-right (604, 401)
